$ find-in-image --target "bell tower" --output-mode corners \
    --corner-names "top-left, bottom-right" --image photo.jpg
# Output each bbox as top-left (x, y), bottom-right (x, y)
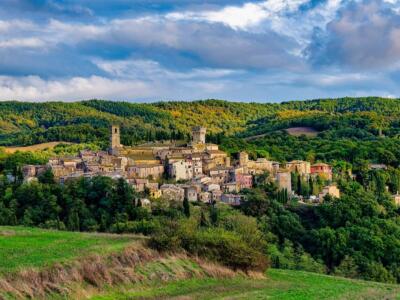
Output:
top-left (109, 125), bottom-right (121, 155)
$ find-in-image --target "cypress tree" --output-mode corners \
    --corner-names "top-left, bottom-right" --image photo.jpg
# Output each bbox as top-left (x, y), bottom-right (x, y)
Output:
top-left (200, 211), bottom-right (208, 227)
top-left (210, 205), bottom-right (218, 225)
top-left (183, 198), bottom-right (190, 218)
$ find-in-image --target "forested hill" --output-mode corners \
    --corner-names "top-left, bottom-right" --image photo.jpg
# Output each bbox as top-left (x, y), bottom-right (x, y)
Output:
top-left (1, 97), bottom-right (400, 149)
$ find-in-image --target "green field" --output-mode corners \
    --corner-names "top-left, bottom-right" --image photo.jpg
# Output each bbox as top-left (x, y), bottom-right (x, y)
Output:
top-left (0, 226), bottom-right (139, 274)
top-left (1, 226), bottom-right (399, 300)
top-left (92, 269), bottom-right (400, 300)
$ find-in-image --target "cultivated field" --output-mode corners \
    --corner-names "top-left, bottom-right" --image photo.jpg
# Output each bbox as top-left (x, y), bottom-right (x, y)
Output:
top-left (3, 142), bottom-right (72, 153)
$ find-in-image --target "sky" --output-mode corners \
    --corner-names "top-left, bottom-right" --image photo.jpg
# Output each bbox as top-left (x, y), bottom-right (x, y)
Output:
top-left (1, 0), bottom-right (400, 102)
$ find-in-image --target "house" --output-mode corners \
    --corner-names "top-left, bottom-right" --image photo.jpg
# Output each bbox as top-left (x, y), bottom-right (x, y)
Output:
top-left (204, 183), bottom-right (220, 192)
top-left (392, 193), bottom-right (400, 206)
top-left (222, 182), bottom-right (239, 193)
top-left (311, 163), bottom-right (333, 181)
top-left (190, 154), bottom-right (203, 177)
top-left (130, 178), bottom-right (149, 192)
top-left (149, 187), bottom-right (162, 199)
top-left (237, 151), bottom-right (279, 175)
top-left (127, 164), bottom-right (164, 179)
top-left (183, 186), bottom-right (198, 202)
top-left (211, 190), bottom-right (222, 202)
top-left (22, 165), bottom-right (46, 179)
top-left (160, 184), bottom-right (184, 201)
top-left (234, 173), bottom-right (253, 190)
top-left (318, 185), bottom-right (340, 201)
top-left (168, 159), bottom-right (193, 181)
top-left (209, 166), bottom-right (231, 183)
top-left (199, 192), bottom-right (211, 203)
top-left (247, 158), bottom-right (279, 175)
top-left (285, 160), bottom-right (311, 176)
top-left (221, 194), bottom-right (242, 206)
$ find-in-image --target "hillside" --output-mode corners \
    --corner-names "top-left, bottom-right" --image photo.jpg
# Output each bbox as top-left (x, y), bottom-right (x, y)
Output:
top-left (0, 99), bottom-right (277, 147)
top-left (1, 97), bottom-right (400, 152)
top-left (1, 226), bottom-right (399, 300)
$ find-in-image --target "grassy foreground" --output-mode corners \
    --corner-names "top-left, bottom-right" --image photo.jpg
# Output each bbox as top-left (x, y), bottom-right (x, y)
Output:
top-left (1, 226), bottom-right (399, 300)
top-left (0, 226), bottom-right (138, 274)
top-left (92, 268), bottom-right (400, 300)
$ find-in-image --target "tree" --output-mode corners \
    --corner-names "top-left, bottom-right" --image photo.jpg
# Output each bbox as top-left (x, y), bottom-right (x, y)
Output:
top-left (200, 211), bottom-right (208, 227)
top-left (183, 198), bottom-right (190, 218)
top-left (210, 205), bottom-right (218, 225)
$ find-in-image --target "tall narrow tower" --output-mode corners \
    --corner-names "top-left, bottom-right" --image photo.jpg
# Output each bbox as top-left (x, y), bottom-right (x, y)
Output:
top-left (239, 151), bottom-right (249, 167)
top-left (192, 126), bottom-right (206, 144)
top-left (109, 125), bottom-right (121, 155)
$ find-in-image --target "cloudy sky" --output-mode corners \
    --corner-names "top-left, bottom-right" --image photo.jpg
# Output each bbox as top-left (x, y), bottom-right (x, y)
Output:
top-left (0, 0), bottom-right (400, 102)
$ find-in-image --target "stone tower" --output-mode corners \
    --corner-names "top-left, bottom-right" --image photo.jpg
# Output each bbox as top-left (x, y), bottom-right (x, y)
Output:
top-left (192, 126), bottom-right (206, 144)
top-left (276, 170), bottom-right (292, 194)
top-left (239, 151), bottom-right (249, 167)
top-left (109, 125), bottom-right (121, 155)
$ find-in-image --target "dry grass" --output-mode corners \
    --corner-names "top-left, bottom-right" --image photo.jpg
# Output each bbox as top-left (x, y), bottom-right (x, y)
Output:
top-left (0, 242), bottom-right (247, 300)
top-left (0, 230), bottom-right (15, 237)
top-left (4, 142), bottom-right (72, 153)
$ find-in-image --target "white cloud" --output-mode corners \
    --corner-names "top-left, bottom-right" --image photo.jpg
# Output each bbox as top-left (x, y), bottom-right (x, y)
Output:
top-left (0, 37), bottom-right (45, 49)
top-left (0, 75), bottom-right (153, 101)
top-left (166, 0), bottom-right (310, 31)
top-left (94, 58), bottom-right (242, 80)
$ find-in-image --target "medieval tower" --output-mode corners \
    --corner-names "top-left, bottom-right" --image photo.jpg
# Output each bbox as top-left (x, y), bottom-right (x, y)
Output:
top-left (239, 151), bottom-right (249, 167)
top-left (109, 125), bottom-right (122, 155)
top-left (192, 126), bottom-right (206, 144)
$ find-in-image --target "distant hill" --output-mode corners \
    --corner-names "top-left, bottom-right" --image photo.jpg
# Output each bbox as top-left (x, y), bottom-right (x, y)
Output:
top-left (0, 97), bottom-right (400, 149)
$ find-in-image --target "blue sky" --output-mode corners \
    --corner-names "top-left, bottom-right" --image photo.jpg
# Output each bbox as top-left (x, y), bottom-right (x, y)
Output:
top-left (0, 0), bottom-right (400, 102)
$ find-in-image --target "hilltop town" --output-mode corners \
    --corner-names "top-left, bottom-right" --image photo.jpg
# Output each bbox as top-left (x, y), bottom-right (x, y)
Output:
top-left (23, 125), bottom-right (339, 206)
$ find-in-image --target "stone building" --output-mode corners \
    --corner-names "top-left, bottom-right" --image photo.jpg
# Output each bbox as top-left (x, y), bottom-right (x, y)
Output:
top-left (286, 160), bottom-right (311, 176)
top-left (221, 194), bottom-right (242, 206)
top-left (275, 170), bottom-right (292, 194)
top-left (183, 186), bottom-right (198, 202)
top-left (109, 125), bottom-right (122, 155)
top-left (127, 164), bottom-right (164, 179)
top-left (318, 184), bottom-right (340, 201)
top-left (160, 184), bottom-right (184, 201)
top-left (192, 126), bottom-right (206, 144)
top-left (169, 159), bottom-right (193, 181)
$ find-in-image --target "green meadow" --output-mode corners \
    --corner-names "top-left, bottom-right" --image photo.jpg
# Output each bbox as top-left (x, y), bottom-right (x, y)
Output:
top-left (92, 269), bottom-right (400, 300)
top-left (0, 226), bottom-right (138, 274)
top-left (1, 226), bottom-right (399, 300)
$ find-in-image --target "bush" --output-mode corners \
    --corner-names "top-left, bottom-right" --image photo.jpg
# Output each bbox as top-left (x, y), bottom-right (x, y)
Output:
top-left (110, 219), bottom-right (160, 235)
top-left (148, 219), bottom-right (269, 272)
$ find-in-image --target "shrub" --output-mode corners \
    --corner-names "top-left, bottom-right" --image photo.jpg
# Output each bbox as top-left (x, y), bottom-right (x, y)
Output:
top-left (110, 219), bottom-right (160, 235)
top-left (148, 220), bottom-right (269, 272)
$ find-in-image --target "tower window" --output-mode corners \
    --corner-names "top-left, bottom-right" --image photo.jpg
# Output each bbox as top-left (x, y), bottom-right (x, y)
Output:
top-left (115, 128), bottom-right (118, 133)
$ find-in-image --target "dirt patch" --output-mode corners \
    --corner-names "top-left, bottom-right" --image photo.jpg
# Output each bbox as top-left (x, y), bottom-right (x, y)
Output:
top-left (4, 142), bottom-right (73, 154)
top-left (0, 230), bottom-right (15, 236)
top-left (285, 127), bottom-right (319, 137)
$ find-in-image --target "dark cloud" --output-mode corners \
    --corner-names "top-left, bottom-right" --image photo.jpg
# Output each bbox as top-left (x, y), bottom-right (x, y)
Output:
top-left (99, 18), bottom-right (304, 71)
top-left (0, 46), bottom-right (104, 78)
top-left (307, 0), bottom-right (400, 70)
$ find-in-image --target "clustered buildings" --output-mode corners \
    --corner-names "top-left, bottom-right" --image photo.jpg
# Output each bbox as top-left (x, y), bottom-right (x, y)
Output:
top-left (23, 125), bottom-right (339, 206)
